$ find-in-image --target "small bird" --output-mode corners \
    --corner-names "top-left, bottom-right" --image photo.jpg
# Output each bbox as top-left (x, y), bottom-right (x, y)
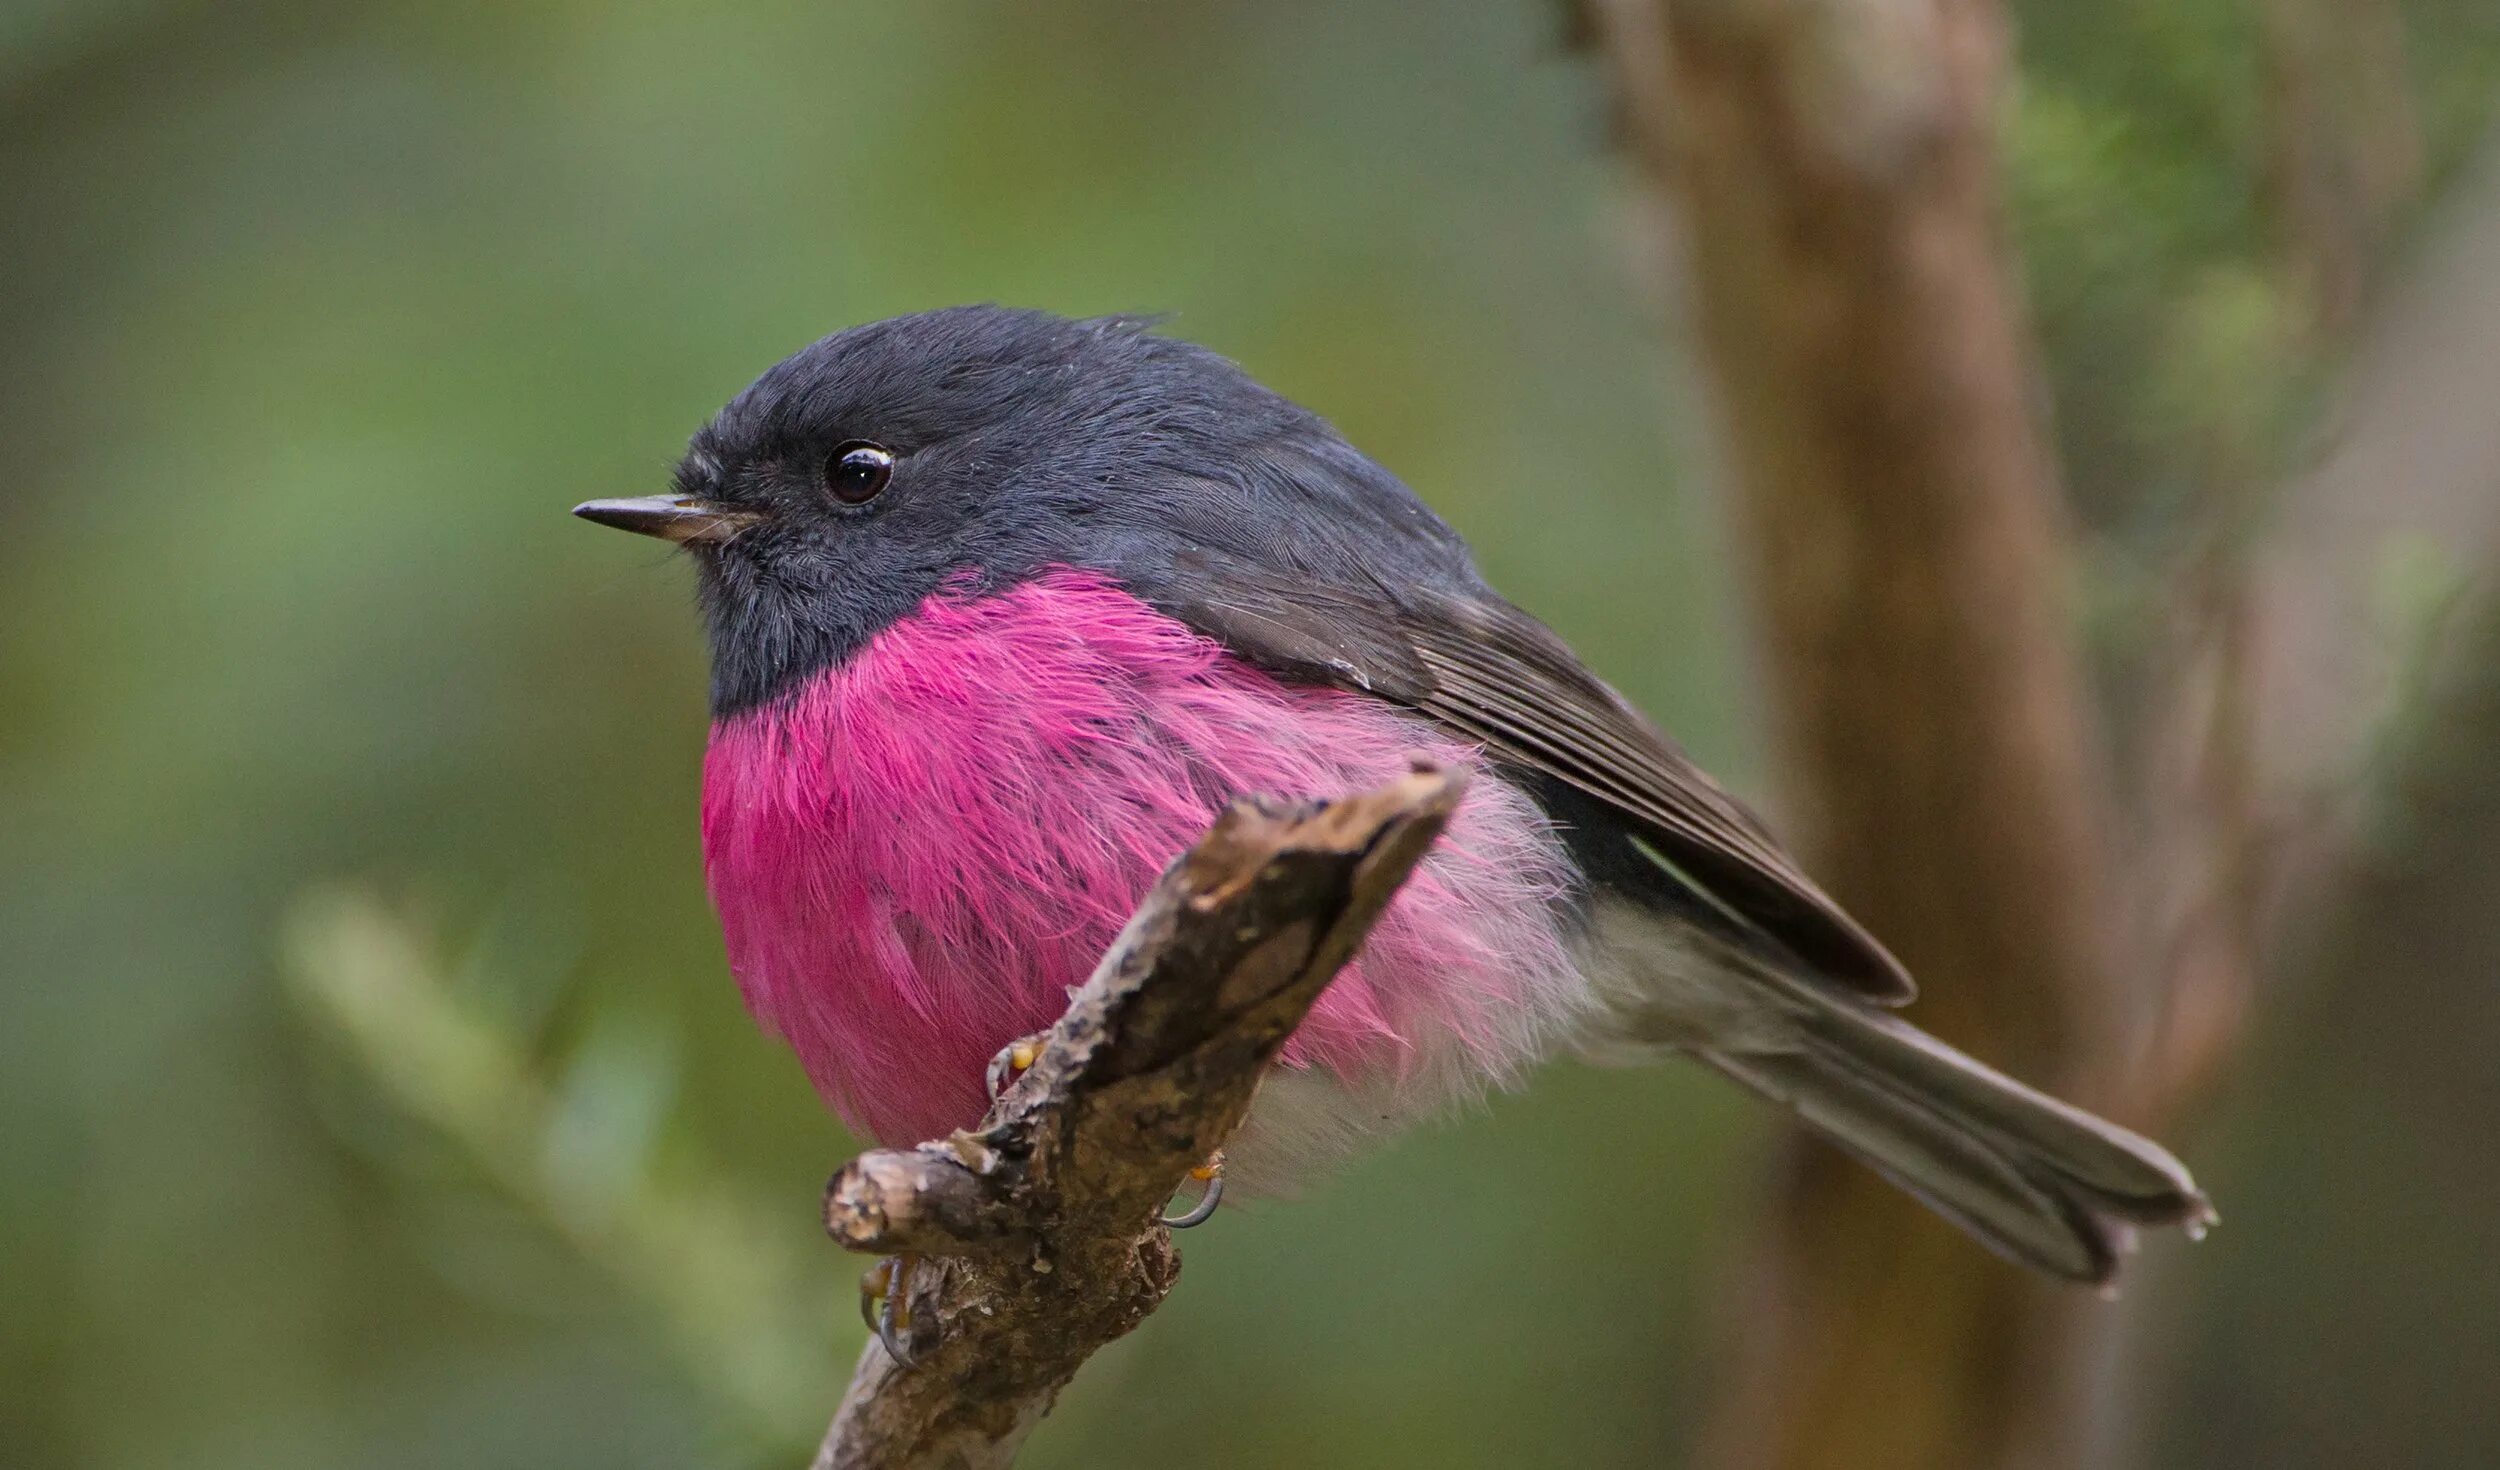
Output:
top-left (578, 305), bottom-right (2210, 1286)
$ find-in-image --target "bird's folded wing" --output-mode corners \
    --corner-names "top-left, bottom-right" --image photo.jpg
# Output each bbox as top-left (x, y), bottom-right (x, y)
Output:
top-left (1163, 559), bottom-right (1915, 1006)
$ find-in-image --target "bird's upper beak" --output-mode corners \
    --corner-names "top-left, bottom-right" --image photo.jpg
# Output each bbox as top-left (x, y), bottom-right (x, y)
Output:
top-left (571, 494), bottom-right (763, 545)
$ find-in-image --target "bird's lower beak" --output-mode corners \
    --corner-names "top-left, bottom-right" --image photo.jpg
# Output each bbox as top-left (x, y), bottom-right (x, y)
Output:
top-left (572, 494), bottom-right (762, 545)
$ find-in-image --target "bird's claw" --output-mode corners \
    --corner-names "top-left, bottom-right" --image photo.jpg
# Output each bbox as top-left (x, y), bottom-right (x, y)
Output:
top-left (869, 1059), bottom-right (1213, 1367)
top-left (985, 1034), bottom-right (1046, 1098)
top-left (995, 1031), bottom-right (1224, 1229)
top-left (1161, 1152), bottom-right (1226, 1229)
top-left (860, 1253), bottom-right (924, 1366)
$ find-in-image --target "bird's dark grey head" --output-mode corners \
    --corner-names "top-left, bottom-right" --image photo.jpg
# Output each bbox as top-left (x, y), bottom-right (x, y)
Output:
top-left (578, 305), bottom-right (1476, 716)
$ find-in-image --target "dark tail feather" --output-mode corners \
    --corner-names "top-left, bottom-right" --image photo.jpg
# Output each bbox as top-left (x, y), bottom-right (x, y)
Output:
top-left (1702, 982), bottom-right (2215, 1283)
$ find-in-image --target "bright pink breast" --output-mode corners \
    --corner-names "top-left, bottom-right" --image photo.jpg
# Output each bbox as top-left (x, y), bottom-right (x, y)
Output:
top-left (701, 569), bottom-right (1580, 1147)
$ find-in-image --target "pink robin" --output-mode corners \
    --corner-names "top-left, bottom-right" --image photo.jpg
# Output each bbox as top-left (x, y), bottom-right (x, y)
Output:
top-left (576, 306), bottom-right (2211, 1321)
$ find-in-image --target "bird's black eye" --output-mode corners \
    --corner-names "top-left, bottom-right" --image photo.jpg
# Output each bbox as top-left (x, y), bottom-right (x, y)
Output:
top-left (824, 442), bottom-right (894, 505)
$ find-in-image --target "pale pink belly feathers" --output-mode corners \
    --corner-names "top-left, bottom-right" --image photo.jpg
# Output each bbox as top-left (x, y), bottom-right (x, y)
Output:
top-left (700, 571), bottom-right (1587, 1165)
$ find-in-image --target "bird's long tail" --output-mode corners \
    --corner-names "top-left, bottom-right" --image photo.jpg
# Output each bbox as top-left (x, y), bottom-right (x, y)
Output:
top-left (1691, 967), bottom-right (2214, 1283)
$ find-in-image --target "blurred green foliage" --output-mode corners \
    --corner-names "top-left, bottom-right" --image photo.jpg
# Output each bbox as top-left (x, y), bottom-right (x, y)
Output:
top-left (2, 2), bottom-right (2494, 1467)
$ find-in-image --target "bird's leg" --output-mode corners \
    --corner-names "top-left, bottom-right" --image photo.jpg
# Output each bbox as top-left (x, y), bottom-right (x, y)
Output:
top-left (861, 1045), bottom-right (1220, 1372)
top-left (852, 1035), bottom-right (1056, 1372)
top-left (995, 1034), bottom-right (1225, 1226)
top-left (859, 1253), bottom-right (923, 1366)
top-left (1161, 1150), bottom-right (1226, 1229)
top-left (855, 1036), bottom-right (1046, 1369)
top-left (984, 1033), bottom-right (1046, 1099)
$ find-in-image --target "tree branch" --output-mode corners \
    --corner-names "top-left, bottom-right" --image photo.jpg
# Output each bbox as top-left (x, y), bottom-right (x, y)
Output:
top-left (809, 762), bottom-right (1467, 1470)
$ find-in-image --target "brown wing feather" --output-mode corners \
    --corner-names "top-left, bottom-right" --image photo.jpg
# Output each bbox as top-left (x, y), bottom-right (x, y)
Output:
top-left (1166, 563), bottom-right (1915, 1005)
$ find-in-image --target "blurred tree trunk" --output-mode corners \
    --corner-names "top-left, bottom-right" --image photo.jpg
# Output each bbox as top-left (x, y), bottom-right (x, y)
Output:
top-left (1575, 0), bottom-right (2476, 1462)
top-left (1581, 1), bottom-right (2123, 1466)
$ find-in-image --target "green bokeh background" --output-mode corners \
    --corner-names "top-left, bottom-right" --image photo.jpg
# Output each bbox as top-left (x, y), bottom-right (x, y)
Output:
top-left (4, 3), bottom-right (2495, 1467)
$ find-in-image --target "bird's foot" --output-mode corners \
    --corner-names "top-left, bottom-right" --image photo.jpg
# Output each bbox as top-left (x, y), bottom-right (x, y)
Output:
top-left (984, 1033), bottom-right (1046, 1099)
top-left (859, 1253), bottom-right (925, 1366)
top-left (1161, 1151), bottom-right (1226, 1229)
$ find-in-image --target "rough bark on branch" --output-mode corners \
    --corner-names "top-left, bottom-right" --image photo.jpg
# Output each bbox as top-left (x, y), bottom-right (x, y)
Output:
top-left (809, 763), bottom-right (1467, 1470)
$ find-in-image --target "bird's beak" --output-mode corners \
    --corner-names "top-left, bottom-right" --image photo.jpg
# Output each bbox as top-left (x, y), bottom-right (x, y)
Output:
top-left (571, 494), bottom-right (763, 545)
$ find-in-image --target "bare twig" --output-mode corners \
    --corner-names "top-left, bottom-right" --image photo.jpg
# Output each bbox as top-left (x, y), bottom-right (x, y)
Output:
top-left (808, 763), bottom-right (1467, 1470)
